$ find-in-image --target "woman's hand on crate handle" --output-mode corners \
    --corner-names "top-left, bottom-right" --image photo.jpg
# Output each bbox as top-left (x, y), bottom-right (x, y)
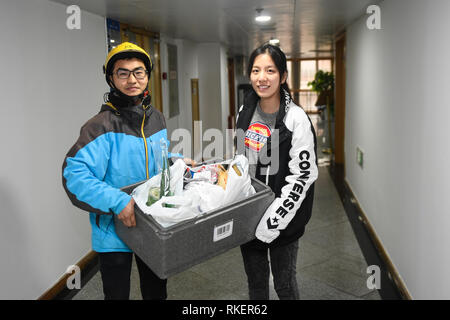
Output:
top-left (118, 198), bottom-right (136, 227)
top-left (183, 157), bottom-right (197, 167)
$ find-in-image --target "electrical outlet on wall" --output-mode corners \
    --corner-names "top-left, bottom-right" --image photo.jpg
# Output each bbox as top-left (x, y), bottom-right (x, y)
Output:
top-left (356, 146), bottom-right (364, 168)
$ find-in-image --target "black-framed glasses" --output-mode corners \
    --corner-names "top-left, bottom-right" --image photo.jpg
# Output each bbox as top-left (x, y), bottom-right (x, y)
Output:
top-left (114, 68), bottom-right (148, 80)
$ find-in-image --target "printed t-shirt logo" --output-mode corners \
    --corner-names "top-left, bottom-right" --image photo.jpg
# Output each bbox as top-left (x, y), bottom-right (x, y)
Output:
top-left (245, 121), bottom-right (272, 152)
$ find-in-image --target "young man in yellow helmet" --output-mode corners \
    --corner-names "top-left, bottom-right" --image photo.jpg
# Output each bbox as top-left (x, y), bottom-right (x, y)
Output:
top-left (62, 42), bottom-right (187, 299)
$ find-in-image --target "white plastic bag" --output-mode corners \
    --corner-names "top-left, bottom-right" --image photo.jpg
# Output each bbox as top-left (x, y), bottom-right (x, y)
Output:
top-left (183, 181), bottom-right (226, 213)
top-left (221, 155), bottom-right (256, 204)
top-left (181, 154), bottom-right (255, 215)
top-left (143, 195), bottom-right (201, 228)
top-left (132, 155), bottom-right (256, 228)
top-left (131, 159), bottom-right (192, 226)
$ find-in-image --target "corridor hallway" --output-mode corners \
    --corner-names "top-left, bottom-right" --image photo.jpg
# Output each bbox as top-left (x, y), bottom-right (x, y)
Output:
top-left (4, 0), bottom-right (450, 300)
top-left (71, 114), bottom-right (382, 300)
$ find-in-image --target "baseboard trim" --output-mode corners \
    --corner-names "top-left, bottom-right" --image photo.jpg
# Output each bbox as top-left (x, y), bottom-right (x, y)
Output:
top-left (342, 179), bottom-right (412, 300)
top-left (329, 163), bottom-right (412, 300)
top-left (38, 251), bottom-right (99, 300)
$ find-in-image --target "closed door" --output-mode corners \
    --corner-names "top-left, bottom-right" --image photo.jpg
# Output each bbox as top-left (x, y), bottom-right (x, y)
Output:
top-left (191, 79), bottom-right (201, 160)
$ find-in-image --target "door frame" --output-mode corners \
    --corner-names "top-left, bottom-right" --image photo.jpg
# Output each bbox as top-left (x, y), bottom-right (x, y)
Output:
top-left (334, 32), bottom-right (346, 168)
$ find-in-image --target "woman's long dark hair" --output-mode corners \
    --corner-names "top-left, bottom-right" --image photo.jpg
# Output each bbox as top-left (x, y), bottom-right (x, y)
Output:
top-left (247, 44), bottom-right (291, 99)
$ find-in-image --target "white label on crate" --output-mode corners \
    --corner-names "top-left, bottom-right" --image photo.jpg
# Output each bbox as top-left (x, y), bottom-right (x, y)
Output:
top-left (213, 220), bottom-right (233, 242)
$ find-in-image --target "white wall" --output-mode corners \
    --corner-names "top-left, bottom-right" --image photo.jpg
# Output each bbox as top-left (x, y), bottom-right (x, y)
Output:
top-left (160, 35), bottom-right (180, 139)
top-left (0, 1), bottom-right (230, 299)
top-left (159, 39), bottom-right (230, 160)
top-left (0, 0), bottom-right (106, 299)
top-left (197, 43), bottom-right (223, 133)
top-left (162, 37), bottom-right (199, 159)
top-left (197, 43), bottom-right (230, 159)
top-left (160, 40), bottom-right (230, 160)
top-left (175, 39), bottom-right (198, 135)
top-left (345, 0), bottom-right (450, 299)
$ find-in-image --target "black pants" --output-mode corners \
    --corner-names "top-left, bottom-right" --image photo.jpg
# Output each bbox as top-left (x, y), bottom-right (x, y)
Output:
top-left (240, 240), bottom-right (300, 300)
top-left (98, 252), bottom-right (167, 300)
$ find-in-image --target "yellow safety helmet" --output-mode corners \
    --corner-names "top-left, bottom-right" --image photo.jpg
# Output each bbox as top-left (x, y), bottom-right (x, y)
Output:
top-left (103, 42), bottom-right (153, 87)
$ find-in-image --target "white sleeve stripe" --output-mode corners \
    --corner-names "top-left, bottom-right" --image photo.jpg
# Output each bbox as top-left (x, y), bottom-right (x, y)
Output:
top-left (235, 105), bottom-right (244, 124)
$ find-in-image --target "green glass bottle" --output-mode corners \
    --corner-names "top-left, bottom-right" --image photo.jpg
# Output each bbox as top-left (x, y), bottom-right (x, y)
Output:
top-left (159, 138), bottom-right (175, 208)
top-left (159, 138), bottom-right (171, 197)
top-left (146, 138), bottom-right (171, 207)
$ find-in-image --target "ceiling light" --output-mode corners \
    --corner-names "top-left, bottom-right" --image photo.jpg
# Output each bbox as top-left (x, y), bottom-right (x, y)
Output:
top-left (256, 15), bottom-right (271, 22)
top-left (269, 39), bottom-right (280, 45)
top-left (255, 8), bottom-right (271, 23)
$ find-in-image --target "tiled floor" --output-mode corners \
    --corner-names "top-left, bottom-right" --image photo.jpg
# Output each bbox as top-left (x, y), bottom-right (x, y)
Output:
top-left (72, 113), bottom-right (381, 300)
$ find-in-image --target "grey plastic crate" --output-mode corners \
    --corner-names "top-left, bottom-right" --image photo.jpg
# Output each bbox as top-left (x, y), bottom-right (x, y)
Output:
top-left (115, 178), bottom-right (274, 279)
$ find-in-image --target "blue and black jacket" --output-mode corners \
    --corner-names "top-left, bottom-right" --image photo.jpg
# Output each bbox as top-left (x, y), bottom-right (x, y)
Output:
top-left (62, 98), bottom-right (178, 252)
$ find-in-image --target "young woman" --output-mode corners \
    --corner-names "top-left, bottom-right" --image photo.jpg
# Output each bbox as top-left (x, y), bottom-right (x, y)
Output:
top-left (236, 44), bottom-right (318, 300)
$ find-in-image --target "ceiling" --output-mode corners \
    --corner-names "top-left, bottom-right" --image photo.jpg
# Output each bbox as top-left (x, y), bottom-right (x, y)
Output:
top-left (52, 0), bottom-right (380, 58)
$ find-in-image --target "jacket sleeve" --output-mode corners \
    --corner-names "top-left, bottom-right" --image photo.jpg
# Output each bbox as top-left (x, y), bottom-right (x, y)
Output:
top-left (255, 110), bottom-right (318, 243)
top-left (62, 123), bottom-right (131, 216)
